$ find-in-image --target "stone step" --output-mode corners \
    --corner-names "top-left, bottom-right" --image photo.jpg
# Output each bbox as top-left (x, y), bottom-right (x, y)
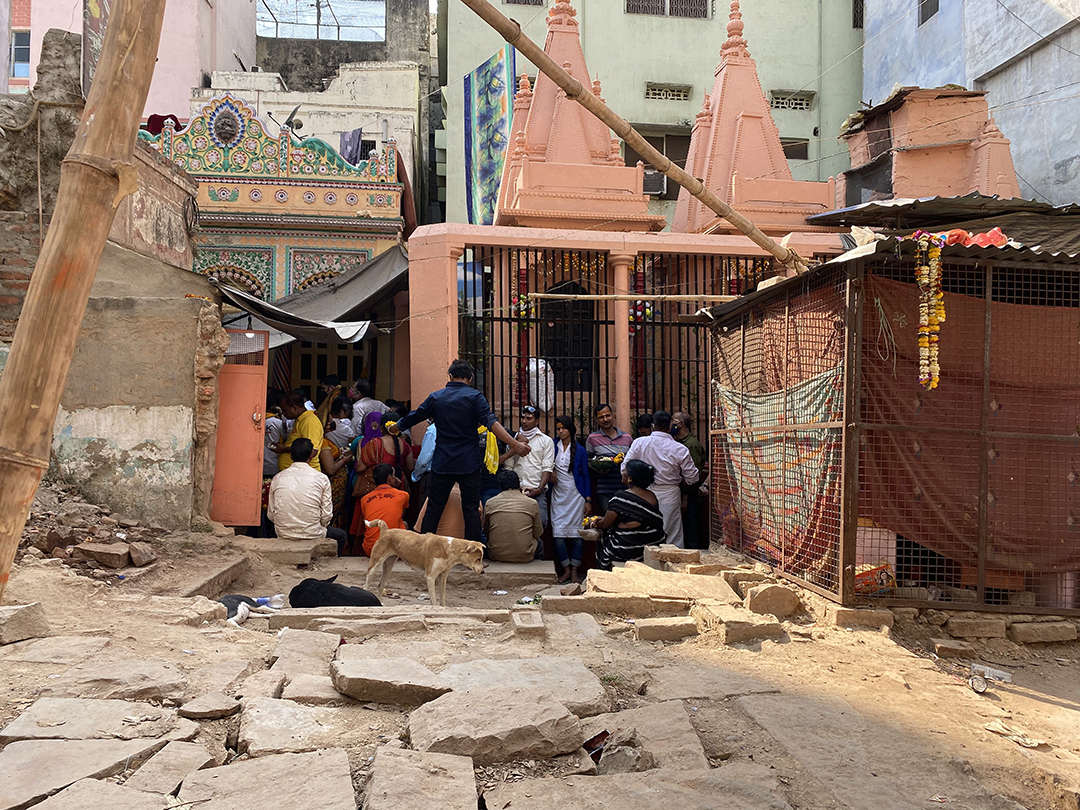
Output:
top-left (268, 606), bottom-right (510, 630)
top-left (178, 749), bottom-right (355, 809)
top-left (179, 557), bottom-right (251, 598)
top-left (365, 747), bottom-right (477, 810)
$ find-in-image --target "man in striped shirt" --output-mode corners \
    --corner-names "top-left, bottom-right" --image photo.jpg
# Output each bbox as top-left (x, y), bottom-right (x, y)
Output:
top-left (586, 403), bottom-right (634, 515)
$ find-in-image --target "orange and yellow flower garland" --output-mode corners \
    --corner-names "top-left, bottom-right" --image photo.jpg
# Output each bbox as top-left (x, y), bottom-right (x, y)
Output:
top-left (913, 232), bottom-right (945, 389)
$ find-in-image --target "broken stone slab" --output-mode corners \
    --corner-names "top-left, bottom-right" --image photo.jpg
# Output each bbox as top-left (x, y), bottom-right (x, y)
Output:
top-left (554, 747), bottom-right (598, 775)
top-left (363, 746), bottom-right (477, 810)
top-left (644, 545), bottom-right (701, 567)
top-left (720, 570), bottom-right (770, 590)
top-left (178, 749), bottom-right (355, 810)
top-left (238, 697), bottom-right (377, 756)
top-left (330, 657), bottom-right (449, 705)
top-left (0, 635), bottom-right (107, 664)
top-left (1009, 621), bottom-right (1077, 644)
top-left (31, 779), bottom-right (172, 810)
top-left (439, 656), bottom-right (610, 717)
top-left (581, 701), bottom-right (710, 771)
top-left (186, 659), bottom-right (258, 698)
top-left (633, 616), bottom-right (699, 642)
top-left (597, 727), bottom-right (658, 774)
top-left (486, 762), bottom-right (793, 809)
top-left (946, 616), bottom-right (1006, 639)
top-left (177, 692), bottom-right (240, 720)
top-left (267, 606), bottom-right (510, 631)
top-left (0, 698), bottom-right (196, 744)
top-left (744, 584), bottom-right (803, 619)
top-left (41, 660), bottom-right (187, 702)
top-left (828, 607), bottom-right (895, 630)
top-left (179, 558), bottom-right (251, 599)
top-left (683, 563), bottom-right (734, 576)
top-left (510, 608), bottom-right (546, 638)
top-left (235, 670), bottom-right (286, 701)
top-left (0, 603), bottom-right (50, 645)
top-left (644, 663), bottom-right (778, 702)
top-left (123, 741), bottom-right (216, 795)
top-left (930, 638), bottom-right (976, 658)
top-left (269, 628), bottom-right (342, 678)
top-left (691, 601), bottom-right (783, 645)
top-left (144, 595), bottom-right (228, 627)
top-left (231, 536), bottom-right (320, 567)
top-left (0, 738), bottom-right (167, 810)
top-left (408, 686), bottom-right (583, 765)
top-left (334, 640), bottom-right (450, 668)
top-left (281, 674), bottom-right (355, 706)
top-left (72, 542), bottom-right (131, 569)
top-left (587, 566), bottom-right (741, 604)
top-left (127, 543), bottom-right (158, 568)
top-left (309, 617), bottom-right (428, 639)
top-left (540, 593), bottom-right (685, 618)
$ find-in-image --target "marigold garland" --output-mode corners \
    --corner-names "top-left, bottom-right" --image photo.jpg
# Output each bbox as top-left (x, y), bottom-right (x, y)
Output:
top-left (913, 232), bottom-right (945, 390)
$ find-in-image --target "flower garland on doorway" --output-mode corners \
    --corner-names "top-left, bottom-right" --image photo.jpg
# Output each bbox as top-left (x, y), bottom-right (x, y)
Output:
top-left (913, 232), bottom-right (946, 389)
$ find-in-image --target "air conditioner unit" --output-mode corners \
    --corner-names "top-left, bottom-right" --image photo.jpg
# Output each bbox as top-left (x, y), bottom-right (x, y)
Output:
top-left (642, 170), bottom-right (666, 197)
top-left (250, 65), bottom-right (262, 73)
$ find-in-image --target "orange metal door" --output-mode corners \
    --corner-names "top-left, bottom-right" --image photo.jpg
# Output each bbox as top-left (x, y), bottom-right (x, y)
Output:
top-left (210, 330), bottom-right (270, 526)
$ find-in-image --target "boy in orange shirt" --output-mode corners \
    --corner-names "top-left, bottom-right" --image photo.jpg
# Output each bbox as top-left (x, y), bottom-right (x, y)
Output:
top-left (360, 464), bottom-right (410, 556)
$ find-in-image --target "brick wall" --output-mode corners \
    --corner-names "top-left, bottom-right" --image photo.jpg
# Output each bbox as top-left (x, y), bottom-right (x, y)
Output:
top-left (0, 212), bottom-right (41, 342)
top-left (12, 0), bottom-right (29, 29)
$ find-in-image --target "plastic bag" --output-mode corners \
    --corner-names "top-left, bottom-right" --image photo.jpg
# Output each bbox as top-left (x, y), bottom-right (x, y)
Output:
top-left (527, 358), bottom-right (555, 413)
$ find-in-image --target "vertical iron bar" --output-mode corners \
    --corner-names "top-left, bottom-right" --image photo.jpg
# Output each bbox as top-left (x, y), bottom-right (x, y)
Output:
top-left (839, 261), bottom-right (864, 604)
top-left (978, 262), bottom-right (992, 603)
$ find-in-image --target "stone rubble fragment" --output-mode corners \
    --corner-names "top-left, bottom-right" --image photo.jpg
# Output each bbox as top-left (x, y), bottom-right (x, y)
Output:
top-left (439, 656), bottom-right (609, 716)
top-left (330, 657), bottom-right (449, 705)
top-left (177, 691), bottom-right (240, 720)
top-left (41, 660), bottom-right (187, 702)
top-left (363, 746), bottom-right (477, 810)
top-left (0, 602), bottom-right (50, 645)
top-left (0, 698), bottom-right (196, 744)
top-left (123, 740), bottom-right (216, 795)
top-left (178, 749), bottom-right (355, 809)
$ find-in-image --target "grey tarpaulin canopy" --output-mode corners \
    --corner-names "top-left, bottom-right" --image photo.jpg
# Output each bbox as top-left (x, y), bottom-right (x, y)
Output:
top-left (214, 243), bottom-right (409, 348)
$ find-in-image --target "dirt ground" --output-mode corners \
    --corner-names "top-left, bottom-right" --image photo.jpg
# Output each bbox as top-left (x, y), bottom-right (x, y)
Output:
top-left (3, 484), bottom-right (1079, 809)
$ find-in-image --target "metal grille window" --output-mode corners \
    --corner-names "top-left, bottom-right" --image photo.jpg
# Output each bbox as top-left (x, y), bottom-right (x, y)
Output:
top-left (625, 0), bottom-right (666, 14)
top-left (645, 83), bottom-right (693, 102)
top-left (770, 93), bottom-right (813, 111)
top-left (853, 0), bottom-right (864, 28)
top-left (505, 0), bottom-right (546, 6)
top-left (669, 0), bottom-right (710, 18)
top-left (625, 134), bottom-right (691, 200)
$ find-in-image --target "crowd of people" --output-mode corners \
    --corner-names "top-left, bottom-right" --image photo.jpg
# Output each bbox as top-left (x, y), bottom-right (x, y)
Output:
top-left (260, 360), bottom-right (710, 583)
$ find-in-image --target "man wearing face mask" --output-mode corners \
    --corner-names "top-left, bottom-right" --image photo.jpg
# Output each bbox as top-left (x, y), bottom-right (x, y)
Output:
top-left (501, 405), bottom-right (556, 531)
top-left (672, 411), bottom-right (709, 550)
top-left (621, 411), bottom-right (698, 548)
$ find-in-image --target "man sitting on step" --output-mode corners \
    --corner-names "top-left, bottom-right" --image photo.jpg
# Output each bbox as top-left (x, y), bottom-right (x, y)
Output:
top-left (267, 438), bottom-right (348, 555)
top-left (482, 469), bottom-right (542, 564)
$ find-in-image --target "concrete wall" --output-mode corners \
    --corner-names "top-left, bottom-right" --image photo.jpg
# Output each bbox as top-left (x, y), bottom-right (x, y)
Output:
top-left (193, 62), bottom-right (422, 191)
top-left (52, 250), bottom-right (214, 528)
top-left (441, 0), bottom-right (864, 225)
top-left (29, 0), bottom-right (256, 118)
top-left (863, 0), bottom-right (1080, 204)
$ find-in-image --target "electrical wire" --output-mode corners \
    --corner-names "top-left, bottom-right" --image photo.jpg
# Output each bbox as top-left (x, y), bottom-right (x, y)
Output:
top-left (990, 0), bottom-right (1080, 60)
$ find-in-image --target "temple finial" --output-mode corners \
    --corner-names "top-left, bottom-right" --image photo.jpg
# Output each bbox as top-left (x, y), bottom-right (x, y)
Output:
top-left (721, 0), bottom-right (750, 58)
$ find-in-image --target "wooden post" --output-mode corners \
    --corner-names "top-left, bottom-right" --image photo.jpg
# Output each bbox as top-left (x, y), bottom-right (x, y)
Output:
top-left (455, 0), bottom-right (809, 275)
top-left (0, 0), bottom-right (168, 600)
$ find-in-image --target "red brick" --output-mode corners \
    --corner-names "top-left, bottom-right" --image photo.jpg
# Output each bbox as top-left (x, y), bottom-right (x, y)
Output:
top-left (0, 296), bottom-right (23, 305)
top-left (3, 258), bottom-right (32, 267)
top-left (3, 281), bottom-right (30, 290)
top-left (0, 270), bottom-right (30, 280)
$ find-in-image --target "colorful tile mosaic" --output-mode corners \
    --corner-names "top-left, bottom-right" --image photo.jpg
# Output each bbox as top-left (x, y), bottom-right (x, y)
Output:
top-left (288, 249), bottom-right (373, 295)
top-left (193, 245), bottom-right (276, 299)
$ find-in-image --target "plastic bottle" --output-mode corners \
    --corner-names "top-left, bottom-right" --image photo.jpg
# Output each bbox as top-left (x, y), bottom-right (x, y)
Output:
top-left (255, 594), bottom-right (287, 609)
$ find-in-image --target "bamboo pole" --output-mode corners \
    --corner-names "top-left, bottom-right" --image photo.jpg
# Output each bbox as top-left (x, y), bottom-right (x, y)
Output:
top-left (0, 0), bottom-right (168, 600)
top-left (457, 0), bottom-right (809, 274)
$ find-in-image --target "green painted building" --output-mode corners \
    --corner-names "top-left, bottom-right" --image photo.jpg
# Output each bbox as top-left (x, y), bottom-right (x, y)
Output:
top-left (436, 0), bottom-right (864, 226)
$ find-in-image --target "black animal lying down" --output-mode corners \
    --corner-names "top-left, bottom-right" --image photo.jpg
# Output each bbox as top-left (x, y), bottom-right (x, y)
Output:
top-left (289, 575), bottom-right (382, 608)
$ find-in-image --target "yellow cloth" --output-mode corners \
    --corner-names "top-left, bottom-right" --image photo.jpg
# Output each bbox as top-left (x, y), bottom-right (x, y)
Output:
top-left (479, 426), bottom-right (498, 474)
top-left (279, 410), bottom-right (324, 471)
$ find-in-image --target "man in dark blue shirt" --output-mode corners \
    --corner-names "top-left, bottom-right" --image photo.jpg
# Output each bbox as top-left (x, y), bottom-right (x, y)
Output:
top-left (389, 359), bottom-right (529, 542)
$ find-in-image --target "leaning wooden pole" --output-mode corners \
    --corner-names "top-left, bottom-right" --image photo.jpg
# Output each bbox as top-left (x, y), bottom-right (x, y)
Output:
top-left (0, 0), bottom-right (167, 600)
top-left (457, 0), bottom-right (808, 274)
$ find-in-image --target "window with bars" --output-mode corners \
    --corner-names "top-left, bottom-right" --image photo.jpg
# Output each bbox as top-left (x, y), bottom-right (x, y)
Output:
top-left (10, 32), bottom-right (29, 79)
top-left (626, 0), bottom-right (708, 17)
top-left (644, 83), bottom-right (693, 102)
top-left (770, 93), bottom-right (813, 111)
top-left (919, 0), bottom-right (938, 25)
top-left (853, 0), bottom-right (864, 28)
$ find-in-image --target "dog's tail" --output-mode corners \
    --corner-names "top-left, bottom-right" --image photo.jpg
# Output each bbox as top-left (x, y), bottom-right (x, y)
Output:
top-left (364, 519), bottom-right (389, 532)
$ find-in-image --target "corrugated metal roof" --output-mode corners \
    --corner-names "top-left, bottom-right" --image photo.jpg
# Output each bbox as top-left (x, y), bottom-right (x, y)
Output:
top-left (806, 193), bottom-right (1080, 227)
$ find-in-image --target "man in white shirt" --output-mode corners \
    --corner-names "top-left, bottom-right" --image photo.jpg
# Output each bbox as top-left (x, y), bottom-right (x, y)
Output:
top-left (267, 439), bottom-right (348, 555)
top-left (501, 405), bottom-right (556, 530)
top-left (351, 378), bottom-right (386, 426)
top-left (622, 411), bottom-right (699, 548)
top-left (263, 390), bottom-right (286, 478)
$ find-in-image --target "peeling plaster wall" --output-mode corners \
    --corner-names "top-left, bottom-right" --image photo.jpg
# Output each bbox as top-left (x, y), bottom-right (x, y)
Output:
top-left (51, 405), bottom-right (196, 526)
